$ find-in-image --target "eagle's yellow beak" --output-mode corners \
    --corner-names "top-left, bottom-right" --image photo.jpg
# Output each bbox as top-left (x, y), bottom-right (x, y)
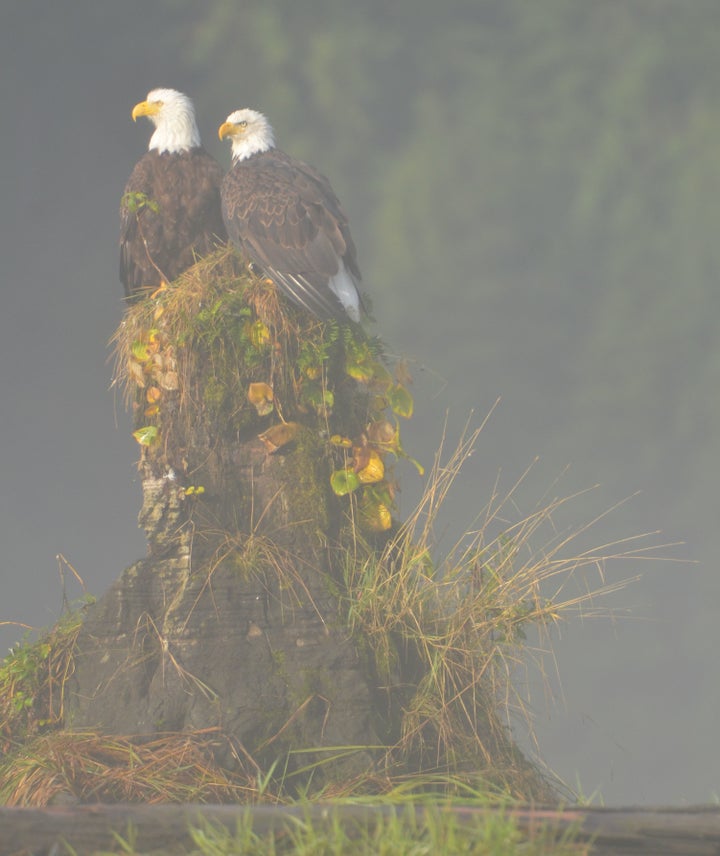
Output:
top-left (218, 121), bottom-right (237, 141)
top-left (131, 100), bottom-right (162, 122)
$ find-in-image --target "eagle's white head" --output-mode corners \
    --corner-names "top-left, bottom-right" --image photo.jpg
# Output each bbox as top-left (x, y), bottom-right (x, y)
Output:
top-left (131, 88), bottom-right (201, 154)
top-left (218, 109), bottom-right (276, 162)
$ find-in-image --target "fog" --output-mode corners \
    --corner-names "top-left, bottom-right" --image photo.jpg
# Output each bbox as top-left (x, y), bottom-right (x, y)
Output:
top-left (0, 2), bottom-right (715, 805)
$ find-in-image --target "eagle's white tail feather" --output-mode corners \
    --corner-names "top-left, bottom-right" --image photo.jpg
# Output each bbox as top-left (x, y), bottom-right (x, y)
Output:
top-left (329, 264), bottom-right (361, 322)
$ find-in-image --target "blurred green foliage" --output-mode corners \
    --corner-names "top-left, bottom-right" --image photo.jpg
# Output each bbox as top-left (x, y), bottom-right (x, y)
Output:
top-left (165, 0), bottom-right (720, 538)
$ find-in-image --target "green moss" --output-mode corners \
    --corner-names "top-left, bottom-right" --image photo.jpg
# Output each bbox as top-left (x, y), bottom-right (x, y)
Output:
top-left (277, 427), bottom-right (332, 538)
top-left (114, 246), bottom-right (416, 540)
top-left (270, 647), bottom-right (286, 670)
top-left (202, 375), bottom-right (228, 413)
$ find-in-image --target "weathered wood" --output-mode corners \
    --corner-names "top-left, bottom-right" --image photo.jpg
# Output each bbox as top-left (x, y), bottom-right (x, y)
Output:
top-left (1, 803), bottom-right (720, 855)
top-left (65, 433), bottom-right (382, 781)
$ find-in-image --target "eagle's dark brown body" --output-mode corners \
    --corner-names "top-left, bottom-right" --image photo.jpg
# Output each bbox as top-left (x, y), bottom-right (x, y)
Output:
top-left (221, 148), bottom-right (361, 320)
top-left (120, 148), bottom-right (226, 299)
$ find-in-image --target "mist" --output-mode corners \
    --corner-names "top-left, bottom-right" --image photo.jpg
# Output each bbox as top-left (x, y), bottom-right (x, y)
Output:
top-left (0, 1), bottom-right (716, 805)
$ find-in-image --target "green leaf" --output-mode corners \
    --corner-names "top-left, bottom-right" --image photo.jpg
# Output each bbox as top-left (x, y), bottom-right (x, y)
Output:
top-left (131, 340), bottom-right (151, 362)
top-left (345, 361), bottom-right (375, 382)
top-left (393, 423), bottom-right (425, 475)
top-left (132, 425), bottom-right (159, 446)
top-left (370, 361), bottom-right (394, 388)
top-left (387, 384), bottom-right (414, 419)
top-left (302, 382), bottom-right (334, 413)
top-left (122, 191), bottom-right (159, 215)
top-left (330, 468), bottom-right (361, 496)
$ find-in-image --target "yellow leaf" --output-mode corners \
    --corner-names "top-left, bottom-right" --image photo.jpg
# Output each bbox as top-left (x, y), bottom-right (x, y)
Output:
top-left (346, 362), bottom-right (374, 382)
top-left (357, 450), bottom-right (385, 484)
top-left (248, 382), bottom-right (274, 416)
top-left (330, 434), bottom-right (353, 448)
top-left (359, 494), bottom-right (393, 532)
top-left (250, 320), bottom-right (271, 348)
top-left (146, 386), bottom-right (162, 404)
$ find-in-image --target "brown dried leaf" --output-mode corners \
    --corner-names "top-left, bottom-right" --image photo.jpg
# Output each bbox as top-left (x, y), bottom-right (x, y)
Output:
top-left (258, 421), bottom-right (300, 453)
top-left (159, 371), bottom-right (179, 391)
top-left (128, 360), bottom-right (146, 388)
top-left (367, 419), bottom-right (396, 446)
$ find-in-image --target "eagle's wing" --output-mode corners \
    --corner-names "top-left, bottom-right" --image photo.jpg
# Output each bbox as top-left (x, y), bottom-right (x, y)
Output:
top-left (222, 152), bottom-right (360, 319)
top-left (120, 150), bottom-right (227, 300)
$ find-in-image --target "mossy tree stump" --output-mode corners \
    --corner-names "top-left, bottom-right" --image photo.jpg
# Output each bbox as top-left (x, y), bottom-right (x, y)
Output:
top-left (66, 250), bottom-right (407, 785)
top-left (60, 248), bottom-right (550, 800)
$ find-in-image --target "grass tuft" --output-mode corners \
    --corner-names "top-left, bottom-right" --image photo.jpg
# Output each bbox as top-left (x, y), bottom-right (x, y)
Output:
top-left (340, 419), bottom-right (660, 797)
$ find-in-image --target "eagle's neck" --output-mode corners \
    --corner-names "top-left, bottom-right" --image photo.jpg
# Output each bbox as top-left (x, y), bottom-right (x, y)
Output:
top-left (231, 134), bottom-right (276, 164)
top-left (149, 116), bottom-right (201, 154)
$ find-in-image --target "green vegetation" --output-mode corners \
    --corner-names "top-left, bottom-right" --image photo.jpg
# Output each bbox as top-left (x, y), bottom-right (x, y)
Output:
top-left (182, 802), bottom-right (584, 856)
top-left (0, 599), bottom-right (89, 750)
top-left (113, 246), bottom-right (415, 534)
top-left (72, 799), bottom-right (584, 856)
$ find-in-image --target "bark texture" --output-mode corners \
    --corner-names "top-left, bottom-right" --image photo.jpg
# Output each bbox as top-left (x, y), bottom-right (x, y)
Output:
top-left (68, 430), bottom-right (381, 782)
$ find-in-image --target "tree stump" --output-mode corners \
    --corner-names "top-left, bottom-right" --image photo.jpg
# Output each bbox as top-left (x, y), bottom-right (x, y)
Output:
top-left (60, 249), bottom-right (549, 800)
top-left (66, 251), bottom-right (399, 784)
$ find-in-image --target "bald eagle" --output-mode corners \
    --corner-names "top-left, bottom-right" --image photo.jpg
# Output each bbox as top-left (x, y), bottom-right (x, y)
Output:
top-left (120, 88), bottom-right (227, 300)
top-left (218, 109), bottom-right (363, 322)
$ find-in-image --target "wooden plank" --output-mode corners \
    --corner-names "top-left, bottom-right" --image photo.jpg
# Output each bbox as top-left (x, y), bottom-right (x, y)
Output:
top-left (2, 803), bottom-right (720, 855)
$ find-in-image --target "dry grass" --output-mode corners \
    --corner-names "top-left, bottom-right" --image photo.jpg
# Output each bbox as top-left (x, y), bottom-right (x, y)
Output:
top-left (110, 247), bottom-right (359, 443)
top-left (341, 418), bottom-right (663, 796)
top-left (0, 729), bottom-right (258, 806)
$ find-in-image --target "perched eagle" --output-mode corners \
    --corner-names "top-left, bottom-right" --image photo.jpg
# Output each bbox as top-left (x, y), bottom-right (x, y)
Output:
top-left (120, 88), bottom-right (227, 300)
top-left (218, 109), bottom-right (363, 322)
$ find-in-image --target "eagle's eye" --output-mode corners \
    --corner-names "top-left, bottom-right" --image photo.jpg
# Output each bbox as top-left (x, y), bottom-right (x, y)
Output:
top-left (239, 120), bottom-right (248, 128)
